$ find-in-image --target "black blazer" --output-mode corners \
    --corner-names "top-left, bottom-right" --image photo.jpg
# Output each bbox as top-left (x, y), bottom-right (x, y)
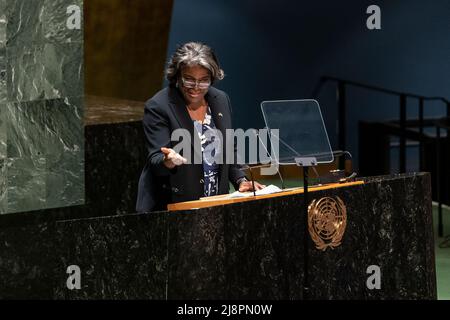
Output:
top-left (136, 86), bottom-right (246, 212)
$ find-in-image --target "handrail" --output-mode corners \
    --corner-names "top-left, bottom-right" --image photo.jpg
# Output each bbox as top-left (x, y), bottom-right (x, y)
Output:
top-left (313, 75), bottom-right (449, 236)
top-left (312, 75), bottom-right (450, 104)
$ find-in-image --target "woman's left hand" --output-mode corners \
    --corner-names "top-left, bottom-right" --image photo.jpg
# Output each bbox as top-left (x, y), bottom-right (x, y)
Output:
top-left (239, 180), bottom-right (266, 192)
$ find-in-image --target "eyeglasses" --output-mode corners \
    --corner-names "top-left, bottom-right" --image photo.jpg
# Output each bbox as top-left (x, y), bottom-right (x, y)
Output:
top-left (181, 77), bottom-right (211, 90)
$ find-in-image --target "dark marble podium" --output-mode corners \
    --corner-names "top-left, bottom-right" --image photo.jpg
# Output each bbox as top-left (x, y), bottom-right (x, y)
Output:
top-left (0, 94), bottom-right (437, 299)
top-left (58, 173), bottom-right (436, 300)
top-left (0, 172), bottom-right (436, 299)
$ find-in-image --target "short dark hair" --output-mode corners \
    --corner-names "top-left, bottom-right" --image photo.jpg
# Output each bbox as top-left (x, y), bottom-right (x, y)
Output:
top-left (165, 42), bottom-right (225, 86)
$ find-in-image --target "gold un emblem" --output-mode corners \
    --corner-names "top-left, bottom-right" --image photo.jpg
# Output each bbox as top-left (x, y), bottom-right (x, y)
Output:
top-left (308, 196), bottom-right (347, 251)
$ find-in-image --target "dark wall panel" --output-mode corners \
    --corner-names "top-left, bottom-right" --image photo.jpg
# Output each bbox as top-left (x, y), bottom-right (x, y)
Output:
top-left (85, 0), bottom-right (173, 101)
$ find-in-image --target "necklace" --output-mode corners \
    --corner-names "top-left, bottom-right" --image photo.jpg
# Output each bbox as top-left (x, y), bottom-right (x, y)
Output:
top-left (187, 103), bottom-right (206, 112)
top-left (187, 104), bottom-right (207, 122)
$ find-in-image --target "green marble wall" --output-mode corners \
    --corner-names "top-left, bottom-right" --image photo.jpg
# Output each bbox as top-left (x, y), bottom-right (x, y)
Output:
top-left (0, 0), bottom-right (84, 214)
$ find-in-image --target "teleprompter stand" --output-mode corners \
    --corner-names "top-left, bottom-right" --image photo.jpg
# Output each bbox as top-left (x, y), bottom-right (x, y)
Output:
top-left (260, 99), bottom-right (335, 299)
top-left (295, 156), bottom-right (318, 300)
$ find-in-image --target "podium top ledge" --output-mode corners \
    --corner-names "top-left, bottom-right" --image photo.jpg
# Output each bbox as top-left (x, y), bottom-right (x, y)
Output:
top-left (167, 180), bottom-right (364, 212)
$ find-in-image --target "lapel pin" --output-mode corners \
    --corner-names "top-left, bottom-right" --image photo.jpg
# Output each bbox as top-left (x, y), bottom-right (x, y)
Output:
top-left (218, 113), bottom-right (223, 117)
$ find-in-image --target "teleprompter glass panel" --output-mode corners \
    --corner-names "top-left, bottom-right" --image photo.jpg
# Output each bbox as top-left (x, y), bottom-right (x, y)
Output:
top-left (261, 99), bottom-right (334, 164)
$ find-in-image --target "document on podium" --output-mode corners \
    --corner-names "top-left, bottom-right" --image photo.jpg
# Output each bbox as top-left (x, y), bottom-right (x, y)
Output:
top-left (226, 184), bottom-right (283, 198)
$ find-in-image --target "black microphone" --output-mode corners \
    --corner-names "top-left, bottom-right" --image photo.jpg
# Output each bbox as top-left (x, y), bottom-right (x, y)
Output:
top-left (253, 128), bottom-right (285, 190)
top-left (333, 150), bottom-right (358, 182)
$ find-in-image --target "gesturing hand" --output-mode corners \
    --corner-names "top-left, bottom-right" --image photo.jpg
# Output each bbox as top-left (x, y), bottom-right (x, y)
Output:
top-left (161, 147), bottom-right (187, 169)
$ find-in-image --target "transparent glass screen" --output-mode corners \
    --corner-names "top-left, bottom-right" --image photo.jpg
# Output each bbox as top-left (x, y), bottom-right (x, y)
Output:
top-left (261, 99), bottom-right (334, 164)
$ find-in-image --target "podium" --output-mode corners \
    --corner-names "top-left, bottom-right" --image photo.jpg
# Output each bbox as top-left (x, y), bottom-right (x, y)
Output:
top-left (52, 172), bottom-right (435, 299)
top-left (0, 96), bottom-right (435, 299)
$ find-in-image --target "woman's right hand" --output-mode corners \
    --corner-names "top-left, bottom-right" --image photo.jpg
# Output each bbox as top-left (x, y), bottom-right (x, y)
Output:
top-left (161, 147), bottom-right (187, 169)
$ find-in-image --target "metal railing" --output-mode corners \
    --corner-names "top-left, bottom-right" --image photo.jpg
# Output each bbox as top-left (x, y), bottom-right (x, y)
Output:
top-left (312, 75), bottom-right (450, 170)
top-left (312, 76), bottom-right (450, 236)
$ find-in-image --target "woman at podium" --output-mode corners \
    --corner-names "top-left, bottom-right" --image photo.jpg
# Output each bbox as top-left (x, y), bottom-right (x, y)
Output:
top-left (136, 42), bottom-right (264, 212)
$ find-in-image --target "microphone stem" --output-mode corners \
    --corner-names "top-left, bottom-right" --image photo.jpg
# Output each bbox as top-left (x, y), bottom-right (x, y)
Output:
top-left (249, 167), bottom-right (256, 197)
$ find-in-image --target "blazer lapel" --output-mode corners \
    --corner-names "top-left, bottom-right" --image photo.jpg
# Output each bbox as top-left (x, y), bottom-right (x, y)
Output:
top-left (206, 89), bottom-right (230, 174)
top-left (168, 86), bottom-right (195, 134)
top-left (206, 90), bottom-right (228, 137)
top-left (167, 87), bottom-right (204, 163)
